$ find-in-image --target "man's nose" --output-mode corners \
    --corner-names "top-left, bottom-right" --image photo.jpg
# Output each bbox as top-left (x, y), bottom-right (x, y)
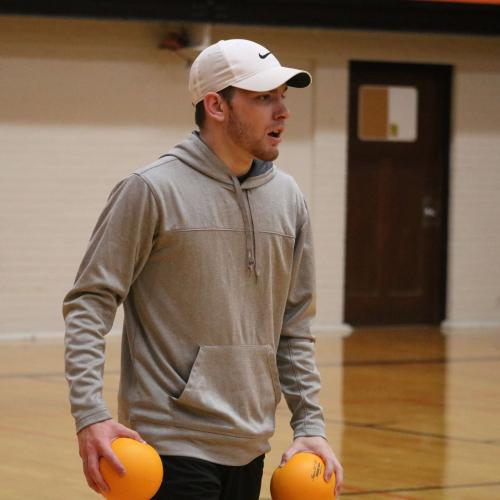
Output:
top-left (274, 99), bottom-right (290, 120)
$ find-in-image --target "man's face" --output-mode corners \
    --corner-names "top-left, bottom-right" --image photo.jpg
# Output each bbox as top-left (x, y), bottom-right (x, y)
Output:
top-left (224, 85), bottom-right (290, 162)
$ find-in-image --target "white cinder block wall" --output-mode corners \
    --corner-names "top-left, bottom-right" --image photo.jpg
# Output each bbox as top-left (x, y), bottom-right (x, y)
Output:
top-left (1, 16), bottom-right (499, 339)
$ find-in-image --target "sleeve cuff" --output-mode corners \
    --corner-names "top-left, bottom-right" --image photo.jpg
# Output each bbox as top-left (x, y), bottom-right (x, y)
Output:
top-left (75, 409), bottom-right (112, 433)
top-left (293, 423), bottom-right (327, 440)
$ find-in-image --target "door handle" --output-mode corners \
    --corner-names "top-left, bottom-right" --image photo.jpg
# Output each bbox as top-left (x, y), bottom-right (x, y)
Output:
top-left (423, 206), bottom-right (437, 218)
top-left (422, 196), bottom-right (440, 227)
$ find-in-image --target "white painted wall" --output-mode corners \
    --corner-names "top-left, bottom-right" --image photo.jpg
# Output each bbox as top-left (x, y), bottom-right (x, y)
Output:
top-left (1, 15), bottom-right (499, 338)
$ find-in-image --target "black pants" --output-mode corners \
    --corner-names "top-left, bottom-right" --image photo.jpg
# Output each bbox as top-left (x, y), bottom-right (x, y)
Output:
top-left (151, 454), bottom-right (265, 500)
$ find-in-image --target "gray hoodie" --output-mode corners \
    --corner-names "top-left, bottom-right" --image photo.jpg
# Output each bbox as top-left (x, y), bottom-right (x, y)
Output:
top-left (64, 132), bottom-right (325, 466)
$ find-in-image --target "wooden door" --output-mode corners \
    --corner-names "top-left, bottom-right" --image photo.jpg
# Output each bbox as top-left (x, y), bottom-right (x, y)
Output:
top-left (344, 62), bottom-right (451, 326)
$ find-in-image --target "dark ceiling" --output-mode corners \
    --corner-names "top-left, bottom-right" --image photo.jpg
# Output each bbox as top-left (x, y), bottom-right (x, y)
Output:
top-left (1, 0), bottom-right (499, 36)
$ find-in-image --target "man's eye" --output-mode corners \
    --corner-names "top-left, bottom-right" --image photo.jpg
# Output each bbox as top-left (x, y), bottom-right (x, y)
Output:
top-left (258, 94), bottom-right (271, 101)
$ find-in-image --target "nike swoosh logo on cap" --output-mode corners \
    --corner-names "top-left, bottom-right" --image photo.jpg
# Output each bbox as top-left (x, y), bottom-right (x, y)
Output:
top-left (259, 52), bottom-right (272, 59)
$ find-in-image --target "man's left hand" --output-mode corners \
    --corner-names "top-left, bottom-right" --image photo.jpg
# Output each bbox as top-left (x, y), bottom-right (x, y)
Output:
top-left (281, 436), bottom-right (343, 497)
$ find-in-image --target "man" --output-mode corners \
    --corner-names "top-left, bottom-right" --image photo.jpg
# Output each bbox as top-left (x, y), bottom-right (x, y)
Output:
top-left (64, 39), bottom-right (343, 499)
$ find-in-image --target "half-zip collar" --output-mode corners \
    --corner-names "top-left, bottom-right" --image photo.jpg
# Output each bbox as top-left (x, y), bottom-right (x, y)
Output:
top-left (162, 132), bottom-right (275, 276)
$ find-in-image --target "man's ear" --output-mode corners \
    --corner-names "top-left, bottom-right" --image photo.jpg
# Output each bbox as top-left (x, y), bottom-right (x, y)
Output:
top-left (203, 92), bottom-right (227, 123)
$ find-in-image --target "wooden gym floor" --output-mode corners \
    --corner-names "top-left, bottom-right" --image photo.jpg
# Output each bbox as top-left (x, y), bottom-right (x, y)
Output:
top-left (1, 327), bottom-right (499, 499)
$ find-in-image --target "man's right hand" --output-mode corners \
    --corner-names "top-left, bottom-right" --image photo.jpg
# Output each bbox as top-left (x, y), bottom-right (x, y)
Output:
top-left (77, 419), bottom-right (144, 494)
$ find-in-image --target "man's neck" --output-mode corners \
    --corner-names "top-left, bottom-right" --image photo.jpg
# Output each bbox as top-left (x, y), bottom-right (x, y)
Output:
top-left (199, 129), bottom-right (252, 177)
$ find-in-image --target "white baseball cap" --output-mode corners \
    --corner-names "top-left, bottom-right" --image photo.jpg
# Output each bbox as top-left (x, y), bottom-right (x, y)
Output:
top-left (188, 39), bottom-right (311, 105)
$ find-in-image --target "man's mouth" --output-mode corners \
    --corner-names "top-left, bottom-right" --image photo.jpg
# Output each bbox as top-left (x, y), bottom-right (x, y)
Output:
top-left (267, 127), bottom-right (284, 140)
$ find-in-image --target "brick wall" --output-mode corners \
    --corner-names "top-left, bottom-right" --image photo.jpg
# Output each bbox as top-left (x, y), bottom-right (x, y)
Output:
top-left (1, 16), bottom-right (499, 338)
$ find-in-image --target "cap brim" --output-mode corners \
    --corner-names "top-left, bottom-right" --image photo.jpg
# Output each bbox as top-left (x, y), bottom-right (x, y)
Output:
top-left (231, 66), bottom-right (311, 92)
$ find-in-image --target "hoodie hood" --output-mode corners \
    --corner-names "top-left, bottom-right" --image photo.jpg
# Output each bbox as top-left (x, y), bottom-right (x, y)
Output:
top-left (164, 131), bottom-right (276, 189)
top-left (161, 132), bottom-right (276, 276)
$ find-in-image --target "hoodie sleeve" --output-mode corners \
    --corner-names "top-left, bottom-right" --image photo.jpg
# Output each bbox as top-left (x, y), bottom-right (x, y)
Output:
top-left (63, 173), bottom-right (159, 433)
top-left (277, 197), bottom-right (326, 439)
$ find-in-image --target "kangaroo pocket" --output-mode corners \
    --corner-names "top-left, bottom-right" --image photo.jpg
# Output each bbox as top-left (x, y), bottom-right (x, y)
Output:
top-left (167, 345), bottom-right (281, 438)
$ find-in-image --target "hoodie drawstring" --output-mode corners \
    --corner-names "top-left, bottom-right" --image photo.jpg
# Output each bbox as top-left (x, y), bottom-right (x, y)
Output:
top-left (231, 176), bottom-right (258, 278)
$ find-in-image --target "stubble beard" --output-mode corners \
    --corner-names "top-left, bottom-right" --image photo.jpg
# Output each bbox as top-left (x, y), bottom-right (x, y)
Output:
top-left (227, 108), bottom-right (279, 162)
